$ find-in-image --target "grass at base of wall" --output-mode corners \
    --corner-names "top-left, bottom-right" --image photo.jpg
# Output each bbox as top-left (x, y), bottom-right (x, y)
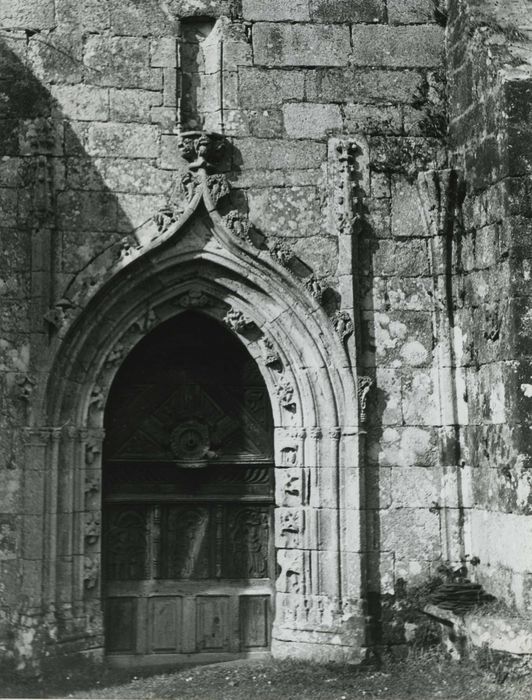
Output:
top-left (2, 648), bottom-right (532, 699)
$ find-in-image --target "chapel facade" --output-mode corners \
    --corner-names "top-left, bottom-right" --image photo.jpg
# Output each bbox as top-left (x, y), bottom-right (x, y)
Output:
top-left (0, 0), bottom-right (531, 671)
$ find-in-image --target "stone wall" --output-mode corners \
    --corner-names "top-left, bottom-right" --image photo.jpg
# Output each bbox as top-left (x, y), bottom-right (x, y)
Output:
top-left (0, 0), bottom-right (529, 669)
top-left (446, 0), bottom-right (532, 612)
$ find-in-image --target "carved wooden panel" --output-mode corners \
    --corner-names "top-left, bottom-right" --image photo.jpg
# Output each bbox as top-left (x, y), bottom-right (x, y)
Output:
top-left (240, 596), bottom-right (270, 649)
top-left (104, 506), bottom-right (148, 581)
top-left (105, 598), bottom-right (136, 652)
top-left (161, 506), bottom-right (211, 580)
top-left (226, 506), bottom-right (271, 579)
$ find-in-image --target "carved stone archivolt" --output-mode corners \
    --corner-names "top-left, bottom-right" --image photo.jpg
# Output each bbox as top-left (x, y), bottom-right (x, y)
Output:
top-left (42, 123), bottom-right (365, 663)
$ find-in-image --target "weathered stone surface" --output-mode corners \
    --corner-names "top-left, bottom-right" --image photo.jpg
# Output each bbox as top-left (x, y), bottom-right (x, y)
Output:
top-left (109, 89), bottom-right (162, 123)
top-left (238, 68), bottom-right (306, 108)
top-left (311, 68), bottom-right (424, 104)
top-left (351, 25), bottom-right (444, 68)
top-left (243, 0), bottom-right (310, 21)
top-left (235, 138), bottom-right (326, 170)
top-left (283, 103), bottom-right (342, 139)
top-left (87, 123), bottom-right (160, 158)
top-left (388, 0), bottom-right (436, 24)
top-left (0, 0), bottom-right (55, 28)
top-left (344, 104), bottom-right (402, 135)
top-left (253, 23), bottom-right (351, 67)
top-left (55, 0), bottom-right (110, 30)
top-left (248, 186), bottom-right (323, 238)
top-left (28, 30), bottom-right (84, 84)
top-left (51, 85), bottom-right (109, 122)
top-left (310, 0), bottom-right (383, 22)
top-left (84, 37), bottom-right (163, 89)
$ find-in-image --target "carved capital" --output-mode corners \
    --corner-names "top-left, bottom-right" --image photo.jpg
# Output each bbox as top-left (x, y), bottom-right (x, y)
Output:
top-left (329, 426), bottom-right (342, 440)
top-left (310, 427), bottom-right (322, 441)
top-left (178, 130), bottom-right (226, 171)
top-left (357, 375), bottom-right (374, 424)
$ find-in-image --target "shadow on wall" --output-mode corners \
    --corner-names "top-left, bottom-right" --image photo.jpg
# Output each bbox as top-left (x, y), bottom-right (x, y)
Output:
top-left (0, 35), bottom-right (137, 659)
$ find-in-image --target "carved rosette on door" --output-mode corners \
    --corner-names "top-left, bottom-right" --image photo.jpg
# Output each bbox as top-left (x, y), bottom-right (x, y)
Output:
top-left (102, 312), bottom-right (275, 664)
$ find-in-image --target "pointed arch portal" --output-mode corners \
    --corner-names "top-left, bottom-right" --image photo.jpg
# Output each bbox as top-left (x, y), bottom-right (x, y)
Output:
top-left (30, 135), bottom-right (368, 665)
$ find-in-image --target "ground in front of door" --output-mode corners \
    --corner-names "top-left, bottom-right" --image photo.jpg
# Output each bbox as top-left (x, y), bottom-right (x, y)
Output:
top-left (2, 653), bottom-right (532, 699)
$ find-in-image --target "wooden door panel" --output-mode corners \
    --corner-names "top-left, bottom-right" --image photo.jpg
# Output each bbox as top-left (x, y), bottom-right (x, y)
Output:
top-left (105, 598), bottom-right (137, 653)
top-left (196, 596), bottom-right (230, 651)
top-left (149, 596), bottom-right (182, 653)
top-left (240, 595), bottom-right (270, 649)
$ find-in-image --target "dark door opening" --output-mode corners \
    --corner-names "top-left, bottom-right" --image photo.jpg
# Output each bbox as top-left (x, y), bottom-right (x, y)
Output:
top-left (102, 311), bottom-right (275, 666)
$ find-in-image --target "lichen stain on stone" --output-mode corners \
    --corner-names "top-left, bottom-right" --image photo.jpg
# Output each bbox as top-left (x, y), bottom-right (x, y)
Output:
top-left (400, 340), bottom-right (429, 367)
top-left (520, 383), bottom-right (532, 398)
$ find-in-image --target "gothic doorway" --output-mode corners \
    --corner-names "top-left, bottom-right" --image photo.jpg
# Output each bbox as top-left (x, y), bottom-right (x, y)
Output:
top-left (102, 311), bottom-right (275, 666)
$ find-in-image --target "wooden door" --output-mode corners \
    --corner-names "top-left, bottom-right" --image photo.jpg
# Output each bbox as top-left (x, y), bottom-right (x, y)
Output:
top-left (102, 312), bottom-right (275, 666)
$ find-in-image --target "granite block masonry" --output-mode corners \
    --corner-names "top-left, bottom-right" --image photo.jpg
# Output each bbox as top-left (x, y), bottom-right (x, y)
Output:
top-left (0, 0), bottom-right (530, 672)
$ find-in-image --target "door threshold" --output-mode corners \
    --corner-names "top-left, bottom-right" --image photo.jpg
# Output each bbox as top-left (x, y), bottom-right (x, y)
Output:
top-left (106, 650), bottom-right (272, 669)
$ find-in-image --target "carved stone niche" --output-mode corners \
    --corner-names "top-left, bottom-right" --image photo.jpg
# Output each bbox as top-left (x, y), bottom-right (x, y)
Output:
top-left (178, 131), bottom-right (226, 171)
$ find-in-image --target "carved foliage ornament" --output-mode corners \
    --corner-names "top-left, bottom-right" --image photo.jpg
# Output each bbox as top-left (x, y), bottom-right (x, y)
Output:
top-left (269, 239), bottom-right (295, 268)
top-left (223, 308), bottom-right (253, 333)
top-left (177, 131), bottom-right (226, 171)
top-left (332, 310), bottom-right (354, 342)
